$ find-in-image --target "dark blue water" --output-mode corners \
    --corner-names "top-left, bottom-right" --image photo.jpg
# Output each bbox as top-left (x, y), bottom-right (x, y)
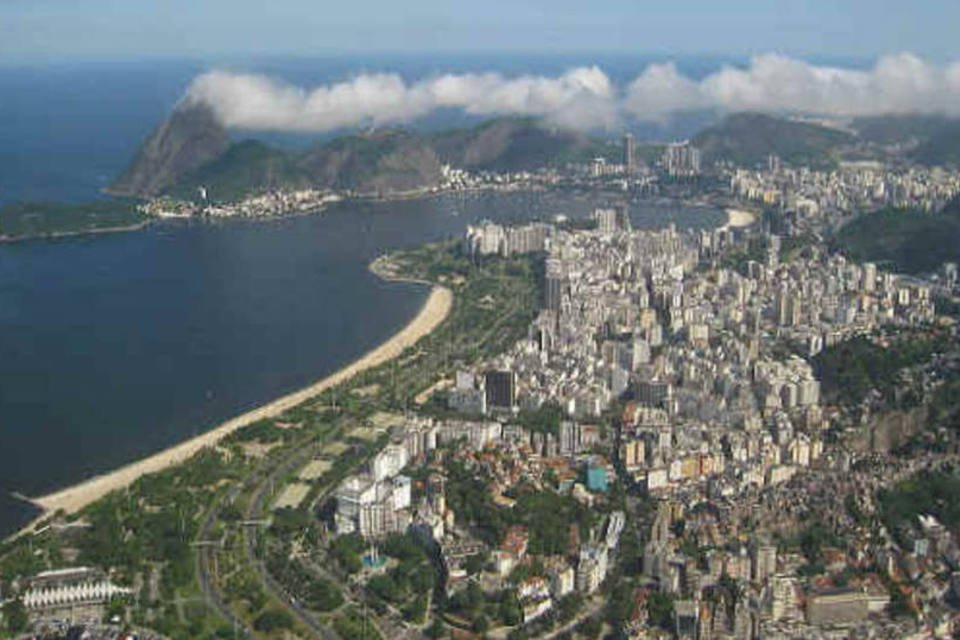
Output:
top-left (0, 192), bottom-right (722, 537)
top-left (0, 56), bottom-right (726, 537)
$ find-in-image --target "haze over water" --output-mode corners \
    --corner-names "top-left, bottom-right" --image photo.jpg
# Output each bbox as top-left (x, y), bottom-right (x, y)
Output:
top-left (0, 58), bottom-right (724, 538)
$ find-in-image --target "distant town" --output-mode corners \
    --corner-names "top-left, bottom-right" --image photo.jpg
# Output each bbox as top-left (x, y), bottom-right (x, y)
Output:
top-left (139, 133), bottom-right (960, 236)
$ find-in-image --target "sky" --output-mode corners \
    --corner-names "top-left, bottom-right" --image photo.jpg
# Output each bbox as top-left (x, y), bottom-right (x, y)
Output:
top-left (1, 0), bottom-right (959, 63)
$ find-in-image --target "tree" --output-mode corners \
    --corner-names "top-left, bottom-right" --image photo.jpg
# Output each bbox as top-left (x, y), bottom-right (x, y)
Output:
top-left (606, 582), bottom-right (635, 631)
top-left (647, 592), bottom-right (674, 629)
top-left (464, 553), bottom-right (485, 576)
top-left (472, 614), bottom-right (490, 633)
top-left (253, 608), bottom-right (294, 632)
top-left (104, 595), bottom-right (127, 622)
top-left (425, 619), bottom-right (446, 638)
top-left (331, 534), bottom-right (365, 574)
top-left (308, 577), bottom-right (344, 611)
top-left (498, 591), bottom-right (522, 626)
top-left (3, 598), bottom-right (28, 634)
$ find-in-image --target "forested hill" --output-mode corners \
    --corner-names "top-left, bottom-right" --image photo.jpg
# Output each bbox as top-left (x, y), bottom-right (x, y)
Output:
top-left (110, 110), bottom-right (619, 200)
top-left (692, 112), bottom-right (854, 168)
top-left (833, 194), bottom-right (960, 274)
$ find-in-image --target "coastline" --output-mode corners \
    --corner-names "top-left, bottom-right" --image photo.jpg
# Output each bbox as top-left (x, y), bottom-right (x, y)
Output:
top-left (0, 220), bottom-right (151, 244)
top-left (11, 278), bottom-right (452, 540)
top-left (721, 207), bottom-right (757, 230)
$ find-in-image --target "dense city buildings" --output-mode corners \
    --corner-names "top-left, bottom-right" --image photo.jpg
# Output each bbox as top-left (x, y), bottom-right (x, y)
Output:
top-left (663, 141), bottom-right (703, 177)
top-left (325, 192), bottom-right (960, 637)
top-left (7, 115), bottom-right (960, 640)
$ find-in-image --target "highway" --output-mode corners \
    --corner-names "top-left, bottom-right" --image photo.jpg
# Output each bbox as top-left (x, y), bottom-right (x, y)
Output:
top-left (196, 481), bottom-right (255, 638)
top-left (241, 438), bottom-right (340, 640)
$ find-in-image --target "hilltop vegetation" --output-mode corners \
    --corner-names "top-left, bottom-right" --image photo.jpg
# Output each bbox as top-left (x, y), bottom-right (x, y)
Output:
top-left (909, 120), bottom-right (960, 166)
top-left (879, 469), bottom-right (960, 547)
top-left (692, 112), bottom-right (854, 168)
top-left (812, 331), bottom-right (948, 408)
top-left (0, 199), bottom-right (146, 241)
top-left (168, 139), bottom-right (313, 201)
top-left (431, 117), bottom-right (617, 172)
top-left (852, 114), bottom-right (960, 166)
top-left (299, 129), bottom-right (443, 194)
top-left (110, 111), bottom-right (616, 200)
top-left (833, 197), bottom-right (960, 274)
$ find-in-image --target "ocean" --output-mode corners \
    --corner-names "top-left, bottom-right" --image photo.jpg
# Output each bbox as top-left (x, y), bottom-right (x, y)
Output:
top-left (0, 54), bottom-right (726, 538)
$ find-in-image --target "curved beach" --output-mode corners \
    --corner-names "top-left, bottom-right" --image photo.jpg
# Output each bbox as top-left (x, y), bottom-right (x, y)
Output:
top-left (25, 283), bottom-right (452, 523)
top-left (721, 208), bottom-right (757, 230)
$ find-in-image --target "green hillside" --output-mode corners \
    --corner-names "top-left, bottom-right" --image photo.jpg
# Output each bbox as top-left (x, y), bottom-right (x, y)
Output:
top-left (115, 109), bottom-right (620, 200)
top-left (692, 112), bottom-right (854, 168)
top-left (0, 199), bottom-right (146, 240)
top-left (834, 198), bottom-right (960, 274)
top-left (910, 120), bottom-right (960, 166)
top-left (851, 115), bottom-right (960, 166)
top-left (431, 117), bottom-right (614, 171)
top-left (169, 140), bottom-right (312, 201)
top-left (299, 129), bottom-right (442, 193)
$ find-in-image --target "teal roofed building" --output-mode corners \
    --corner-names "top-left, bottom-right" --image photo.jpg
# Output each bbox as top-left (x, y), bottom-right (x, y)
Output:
top-left (586, 461), bottom-right (608, 493)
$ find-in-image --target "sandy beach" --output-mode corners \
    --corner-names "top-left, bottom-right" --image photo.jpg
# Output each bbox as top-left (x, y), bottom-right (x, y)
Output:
top-left (21, 283), bottom-right (452, 529)
top-left (720, 208), bottom-right (757, 230)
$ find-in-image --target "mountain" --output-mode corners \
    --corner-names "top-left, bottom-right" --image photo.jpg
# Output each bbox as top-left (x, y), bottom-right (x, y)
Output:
top-left (109, 102), bottom-right (230, 197)
top-left (833, 195), bottom-right (960, 274)
top-left (300, 129), bottom-right (443, 194)
top-left (692, 112), bottom-right (855, 168)
top-left (851, 115), bottom-right (960, 166)
top-left (180, 130), bottom-right (444, 198)
top-left (167, 140), bottom-right (312, 201)
top-left (909, 121), bottom-right (960, 166)
top-left (110, 110), bottom-right (617, 199)
top-left (851, 115), bottom-right (957, 146)
top-left (431, 117), bottom-right (607, 172)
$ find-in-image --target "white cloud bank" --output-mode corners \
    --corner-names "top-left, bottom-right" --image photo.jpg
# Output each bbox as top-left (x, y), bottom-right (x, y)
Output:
top-left (184, 53), bottom-right (960, 133)
top-left (624, 53), bottom-right (960, 121)
top-left (184, 66), bottom-right (616, 132)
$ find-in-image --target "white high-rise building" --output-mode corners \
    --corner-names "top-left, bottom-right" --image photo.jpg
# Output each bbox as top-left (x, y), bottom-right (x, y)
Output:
top-left (663, 141), bottom-right (702, 176)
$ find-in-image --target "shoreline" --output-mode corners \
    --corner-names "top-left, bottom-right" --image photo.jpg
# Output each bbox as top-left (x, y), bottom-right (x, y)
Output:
top-left (10, 278), bottom-right (452, 541)
top-left (0, 220), bottom-right (151, 245)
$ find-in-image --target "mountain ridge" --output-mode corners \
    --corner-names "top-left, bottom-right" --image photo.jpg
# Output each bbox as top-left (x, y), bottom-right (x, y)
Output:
top-left (108, 102), bottom-right (231, 198)
top-left (109, 112), bottom-right (621, 200)
top-left (692, 112), bottom-right (855, 168)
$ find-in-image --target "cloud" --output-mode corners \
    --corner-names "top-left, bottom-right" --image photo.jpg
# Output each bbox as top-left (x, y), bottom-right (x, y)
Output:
top-left (624, 52), bottom-right (960, 121)
top-left (184, 53), bottom-right (960, 133)
top-left (184, 66), bottom-right (617, 132)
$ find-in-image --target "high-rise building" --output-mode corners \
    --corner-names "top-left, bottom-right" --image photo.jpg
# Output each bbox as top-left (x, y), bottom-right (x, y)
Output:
top-left (636, 380), bottom-right (672, 407)
top-left (484, 370), bottom-right (516, 410)
top-left (862, 262), bottom-right (877, 292)
top-left (751, 540), bottom-right (777, 583)
top-left (615, 203), bottom-right (631, 231)
top-left (623, 133), bottom-right (636, 173)
top-left (545, 258), bottom-right (564, 312)
top-left (945, 262), bottom-right (958, 289)
top-left (560, 421), bottom-right (581, 455)
top-left (593, 207), bottom-right (618, 234)
top-left (663, 141), bottom-right (702, 176)
top-left (767, 154), bottom-right (782, 173)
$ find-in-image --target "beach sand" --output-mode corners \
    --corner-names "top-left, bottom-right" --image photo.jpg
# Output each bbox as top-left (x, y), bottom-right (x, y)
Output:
top-left (721, 208), bottom-right (757, 230)
top-left (20, 284), bottom-right (452, 531)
